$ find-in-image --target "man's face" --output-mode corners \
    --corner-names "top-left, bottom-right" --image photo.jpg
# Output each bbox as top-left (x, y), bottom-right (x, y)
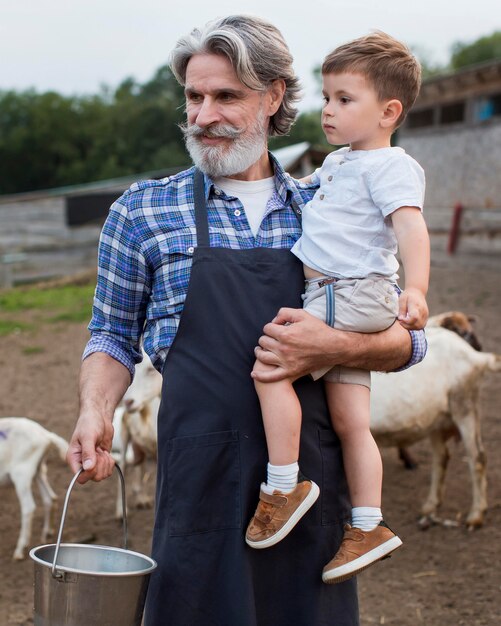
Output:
top-left (182, 53), bottom-right (270, 178)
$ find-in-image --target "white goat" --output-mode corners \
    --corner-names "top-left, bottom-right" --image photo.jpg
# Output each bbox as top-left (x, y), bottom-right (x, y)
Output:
top-left (113, 353), bottom-right (162, 518)
top-left (0, 417), bottom-right (68, 560)
top-left (371, 313), bottom-right (500, 528)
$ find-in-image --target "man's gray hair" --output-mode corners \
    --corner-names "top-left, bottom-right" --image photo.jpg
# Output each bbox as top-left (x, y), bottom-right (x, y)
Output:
top-left (170, 15), bottom-right (301, 136)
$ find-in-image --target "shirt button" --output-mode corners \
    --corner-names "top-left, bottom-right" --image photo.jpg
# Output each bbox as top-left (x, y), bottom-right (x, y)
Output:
top-left (328, 176), bottom-right (333, 181)
top-left (187, 246), bottom-right (195, 254)
top-left (234, 209), bottom-right (241, 217)
top-left (319, 194), bottom-right (325, 200)
top-left (214, 189), bottom-right (222, 195)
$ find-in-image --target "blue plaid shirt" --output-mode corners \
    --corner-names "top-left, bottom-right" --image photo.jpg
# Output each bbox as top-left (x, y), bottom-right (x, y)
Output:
top-left (84, 154), bottom-right (427, 378)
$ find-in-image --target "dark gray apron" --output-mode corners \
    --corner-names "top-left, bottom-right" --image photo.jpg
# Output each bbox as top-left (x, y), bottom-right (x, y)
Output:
top-left (144, 170), bottom-right (359, 626)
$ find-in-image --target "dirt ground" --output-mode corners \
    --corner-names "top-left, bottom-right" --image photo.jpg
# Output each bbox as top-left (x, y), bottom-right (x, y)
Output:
top-left (0, 256), bottom-right (500, 626)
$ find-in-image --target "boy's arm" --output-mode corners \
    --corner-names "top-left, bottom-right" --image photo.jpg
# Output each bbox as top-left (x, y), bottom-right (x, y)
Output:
top-left (391, 207), bottom-right (430, 330)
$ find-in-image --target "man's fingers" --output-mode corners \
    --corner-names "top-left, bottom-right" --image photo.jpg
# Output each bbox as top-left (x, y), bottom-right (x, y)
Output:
top-left (67, 445), bottom-right (84, 475)
top-left (271, 307), bottom-right (305, 326)
top-left (78, 448), bottom-right (115, 483)
top-left (81, 439), bottom-right (97, 472)
top-left (254, 345), bottom-right (279, 365)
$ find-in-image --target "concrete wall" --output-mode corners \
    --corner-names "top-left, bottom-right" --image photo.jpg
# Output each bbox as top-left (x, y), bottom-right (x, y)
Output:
top-left (398, 120), bottom-right (501, 262)
top-left (399, 120), bottom-right (501, 210)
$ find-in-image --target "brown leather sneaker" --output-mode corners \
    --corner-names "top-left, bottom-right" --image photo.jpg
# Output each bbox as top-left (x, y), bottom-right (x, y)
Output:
top-left (322, 521), bottom-right (403, 583)
top-left (245, 478), bottom-right (320, 549)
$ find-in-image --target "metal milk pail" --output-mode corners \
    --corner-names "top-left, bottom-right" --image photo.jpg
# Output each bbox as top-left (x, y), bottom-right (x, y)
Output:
top-left (30, 465), bottom-right (157, 626)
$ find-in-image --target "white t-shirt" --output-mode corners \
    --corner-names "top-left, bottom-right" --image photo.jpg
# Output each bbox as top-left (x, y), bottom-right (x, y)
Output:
top-left (291, 146), bottom-right (425, 280)
top-left (214, 176), bottom-right (275, 237)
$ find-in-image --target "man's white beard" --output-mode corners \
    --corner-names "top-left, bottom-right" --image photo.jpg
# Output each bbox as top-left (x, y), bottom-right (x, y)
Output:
top-left (182, 110), bottom-right (268, 178)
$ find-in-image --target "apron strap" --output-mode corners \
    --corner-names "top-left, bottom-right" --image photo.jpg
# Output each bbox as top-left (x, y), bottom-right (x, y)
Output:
top-left (193, 168), bottom-right (303, 248)
top-left (194, 168), bottom-right (210, 247)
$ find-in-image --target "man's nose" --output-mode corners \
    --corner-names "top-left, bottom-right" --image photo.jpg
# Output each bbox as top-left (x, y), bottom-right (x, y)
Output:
top-left (193, 98), bottom-right (220, 128)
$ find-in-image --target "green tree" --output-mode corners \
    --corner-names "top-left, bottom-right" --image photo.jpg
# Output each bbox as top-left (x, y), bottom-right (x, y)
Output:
top-left (451, 30), bottom-right (501, 70)
top-left (269, 110), bottom-right (329, 151)
top-left (0, 65), bottom-right (188, 194)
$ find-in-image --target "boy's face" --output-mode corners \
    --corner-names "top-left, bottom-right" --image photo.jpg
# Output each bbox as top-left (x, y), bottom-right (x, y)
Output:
top-left (321, 72), bottom-right (391, 151)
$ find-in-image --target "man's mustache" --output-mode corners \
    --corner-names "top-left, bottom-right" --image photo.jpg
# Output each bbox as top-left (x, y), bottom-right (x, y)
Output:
top-left (180, 122), bottom-right (244, 140)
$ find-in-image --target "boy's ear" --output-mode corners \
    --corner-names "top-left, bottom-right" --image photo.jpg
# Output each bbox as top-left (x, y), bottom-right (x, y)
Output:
top-left (380, 99), bottom-right (403, 128)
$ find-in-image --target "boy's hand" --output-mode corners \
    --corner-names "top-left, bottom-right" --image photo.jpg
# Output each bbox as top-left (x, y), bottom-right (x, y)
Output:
top-left (398, 288), bottom-right (429, 330)
top-left (298, 174), bottom-right (313, 184)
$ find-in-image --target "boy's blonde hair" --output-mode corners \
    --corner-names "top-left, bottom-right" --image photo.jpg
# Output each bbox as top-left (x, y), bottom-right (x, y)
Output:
top-left (322, 31), bottom-right (421, 128)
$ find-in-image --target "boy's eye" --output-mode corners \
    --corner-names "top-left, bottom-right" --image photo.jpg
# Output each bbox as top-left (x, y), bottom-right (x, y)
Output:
top-left (322, 96), bottom-right (329, 105)
top-left (340, 97), bottom-right (351, 104)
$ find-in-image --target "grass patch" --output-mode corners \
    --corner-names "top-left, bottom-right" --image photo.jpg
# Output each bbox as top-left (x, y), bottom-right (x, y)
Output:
top-left (0, 320), bottom-right (33, 336)
top-left (22, 346), bottom-right (45, 355)
top-left (0, 284), bottom-right (95, 313)
top-left (49, 309), bottom-right (92, 324)
top-left (0, 282), bottom-right (94, 336)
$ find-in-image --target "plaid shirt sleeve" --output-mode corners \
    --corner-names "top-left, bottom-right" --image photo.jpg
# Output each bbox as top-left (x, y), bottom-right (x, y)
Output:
top-left (83, 191), bottom-right (150, 379)
top-left (393, 328), bottom-right (427, 371)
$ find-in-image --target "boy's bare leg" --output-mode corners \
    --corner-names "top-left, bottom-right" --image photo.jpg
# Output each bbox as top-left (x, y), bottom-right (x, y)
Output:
top-left (324, 381), bottom-right (381, 507)
top-left (253, 360), bottom-right (301, 465)
top-left (321, 381), bottom-right (402, 584)
top-left (246, 360), bottom-right (319, 549)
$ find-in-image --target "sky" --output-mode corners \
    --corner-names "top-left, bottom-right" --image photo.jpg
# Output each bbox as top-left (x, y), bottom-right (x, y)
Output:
top-left (1, 0), bottom-right (500, 111)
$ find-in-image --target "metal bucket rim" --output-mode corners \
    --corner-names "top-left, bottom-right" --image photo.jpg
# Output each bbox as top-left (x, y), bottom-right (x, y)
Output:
top-left (29, 543), bottom-right (157, 577)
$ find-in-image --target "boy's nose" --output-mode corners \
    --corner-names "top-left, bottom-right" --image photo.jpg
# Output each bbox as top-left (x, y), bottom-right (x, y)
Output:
top-left (323, 102), bottom-right (335, 117)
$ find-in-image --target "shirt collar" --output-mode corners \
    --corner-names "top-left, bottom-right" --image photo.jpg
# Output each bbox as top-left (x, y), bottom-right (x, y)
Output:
top-left (195, 152), bottom-right (296, 205)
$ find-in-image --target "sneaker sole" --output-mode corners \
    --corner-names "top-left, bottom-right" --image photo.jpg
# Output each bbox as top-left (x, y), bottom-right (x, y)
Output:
top-left (322, 535), bottom-right (403, 584)
top-left (246, 481), bottom-right (320, 549)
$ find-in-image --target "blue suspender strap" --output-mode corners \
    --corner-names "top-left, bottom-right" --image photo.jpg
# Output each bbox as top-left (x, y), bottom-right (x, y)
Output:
top-left (325, 282), bottom-right (336, 328)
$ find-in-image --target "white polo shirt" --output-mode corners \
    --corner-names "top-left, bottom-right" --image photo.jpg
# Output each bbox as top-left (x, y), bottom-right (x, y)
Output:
top-left (291, 146), bottom-right (425, 280)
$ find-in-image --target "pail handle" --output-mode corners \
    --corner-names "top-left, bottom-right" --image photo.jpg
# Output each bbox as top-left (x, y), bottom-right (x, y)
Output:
top-left (51, 464), bottom-right (128, 579)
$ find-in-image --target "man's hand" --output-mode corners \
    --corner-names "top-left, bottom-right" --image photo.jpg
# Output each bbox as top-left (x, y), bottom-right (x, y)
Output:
top-left (66, 411), bottom-right (115, 483)
top-left (252, 307), bottom-right (415, 383)
top-left (398, 287), bottom-right (428, 330)
top-left (252, 308), bottom-right (347, 383)
top-left (66, 352), bottom-right (131, 483)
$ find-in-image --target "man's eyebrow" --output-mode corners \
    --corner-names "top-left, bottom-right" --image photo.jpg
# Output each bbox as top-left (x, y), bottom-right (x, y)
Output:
top-left (185, 86), bottom-right (246, 97)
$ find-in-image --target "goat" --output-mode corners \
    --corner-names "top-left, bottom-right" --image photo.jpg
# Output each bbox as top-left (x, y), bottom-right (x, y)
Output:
top-left (113, 353), bottom-right (162, 518)
top-left (0, 417), bottom-right (68, 560)
top-left (371, 313), bottom-right (500, 529)
top-left (397, 311), bottom-right (482, 470)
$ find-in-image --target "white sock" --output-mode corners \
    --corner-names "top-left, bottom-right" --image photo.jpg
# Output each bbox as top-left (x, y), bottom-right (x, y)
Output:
top-left (351, 506), bottom-right (383, 531)
top-left (262, 462), bottom-right (299, 494)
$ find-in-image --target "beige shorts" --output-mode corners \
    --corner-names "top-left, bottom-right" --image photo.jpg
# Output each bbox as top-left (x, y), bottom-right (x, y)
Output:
top-left (302, 276), bottom-right (399, 388)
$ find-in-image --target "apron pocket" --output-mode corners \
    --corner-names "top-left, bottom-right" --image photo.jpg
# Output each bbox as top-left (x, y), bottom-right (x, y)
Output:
top-left (167, 430), bottom-right (241, 536)
top-left (318, 429), bottom-right (351, 525)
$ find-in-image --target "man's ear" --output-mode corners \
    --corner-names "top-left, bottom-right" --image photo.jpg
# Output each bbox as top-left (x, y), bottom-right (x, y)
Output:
top-left (267, 79), bottom-right (286, 116)
top-left (380, 99), bottom-right (403, 128)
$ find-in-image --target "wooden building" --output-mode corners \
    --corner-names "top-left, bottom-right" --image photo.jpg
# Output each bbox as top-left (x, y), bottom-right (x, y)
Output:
top-left (0, 144), bottom-right (327, 287)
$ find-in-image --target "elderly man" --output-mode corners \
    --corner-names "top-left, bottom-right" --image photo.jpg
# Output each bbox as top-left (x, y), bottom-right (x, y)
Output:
top-left (67, 15), bottom-right (425, 626)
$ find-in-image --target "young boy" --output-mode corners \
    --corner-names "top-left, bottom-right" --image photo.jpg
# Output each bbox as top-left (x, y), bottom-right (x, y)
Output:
top-left (246, 32), bottom-right (429, 584)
